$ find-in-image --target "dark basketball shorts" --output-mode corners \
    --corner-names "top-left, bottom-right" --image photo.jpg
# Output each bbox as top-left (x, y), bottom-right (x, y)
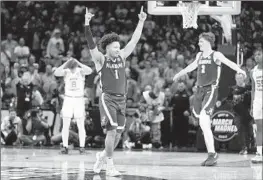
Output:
top-left (193, 85), bottom-right (219, 118)
top-left (255, 120), bottom-right (262, 146)
top-left (99, 92), bottom-right (126, 131)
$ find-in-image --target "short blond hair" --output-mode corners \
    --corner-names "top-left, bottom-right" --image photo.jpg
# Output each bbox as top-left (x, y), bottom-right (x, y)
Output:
top-left (199, 32), bottom-right (215, 46)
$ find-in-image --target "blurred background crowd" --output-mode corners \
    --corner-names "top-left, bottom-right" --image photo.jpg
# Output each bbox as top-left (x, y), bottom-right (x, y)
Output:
top-left (1, 1), bottom-right (263, 151)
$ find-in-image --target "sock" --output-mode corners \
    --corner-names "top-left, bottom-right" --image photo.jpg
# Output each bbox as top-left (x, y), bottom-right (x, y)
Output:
top-left (107, 157), bottom-right (114, 166)
top-left (105, 129), bottom-right (116, 158)
top-left (76, 118), bottom-right (85, 148)
top-left (62, 118), bottom-right (71, 148)
top-left (199, 111), bottom-right (215, 153)
top-left (257, 146), bottom-right (262, 155)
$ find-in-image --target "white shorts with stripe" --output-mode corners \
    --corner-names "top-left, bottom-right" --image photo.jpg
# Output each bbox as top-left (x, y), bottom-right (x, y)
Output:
top-left (61, 96), bottom-right (85, 119)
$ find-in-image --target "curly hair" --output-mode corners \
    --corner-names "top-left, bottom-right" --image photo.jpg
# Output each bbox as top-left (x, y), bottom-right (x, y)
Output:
top-left (98, 33), bottom-right (120, 53)
top-left (199, 32), bottom-right (215, 46)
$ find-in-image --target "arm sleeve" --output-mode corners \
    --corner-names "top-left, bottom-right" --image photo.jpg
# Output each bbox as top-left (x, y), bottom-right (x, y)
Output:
top-left (85, 25), bottom-right (96, 50)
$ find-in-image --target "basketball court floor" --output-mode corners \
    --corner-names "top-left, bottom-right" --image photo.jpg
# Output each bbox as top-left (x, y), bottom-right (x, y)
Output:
top-left (1, 147), bottom-right (262, 180)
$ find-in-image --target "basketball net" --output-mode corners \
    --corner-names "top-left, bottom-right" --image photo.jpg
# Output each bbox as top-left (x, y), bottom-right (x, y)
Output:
top-left (178, 1), bottom-right (201, 29)
top-left (179, 1), bottom-right (234, 43)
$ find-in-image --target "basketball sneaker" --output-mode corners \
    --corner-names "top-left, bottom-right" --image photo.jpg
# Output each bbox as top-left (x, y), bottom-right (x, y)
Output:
top-left (201, 152), bottom-right (218, 166)
top-left (60, 146), bottom-right (69, 154)
top-left (106, 164), bottom-right (121, 177)
top-left (251, 154), bottom-right (263, 164)
top-left (93, 152), bottom-right (106, 173)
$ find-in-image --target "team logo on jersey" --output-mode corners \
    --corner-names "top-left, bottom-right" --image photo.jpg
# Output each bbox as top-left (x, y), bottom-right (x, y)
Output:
top-left (211, 111), bottom-right (238, 142)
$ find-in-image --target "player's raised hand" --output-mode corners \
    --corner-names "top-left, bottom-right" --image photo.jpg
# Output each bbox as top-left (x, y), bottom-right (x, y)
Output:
top-left (85, 7), bottom-right (94, 25)
top-left (138, 6), bottom-right (147, 21)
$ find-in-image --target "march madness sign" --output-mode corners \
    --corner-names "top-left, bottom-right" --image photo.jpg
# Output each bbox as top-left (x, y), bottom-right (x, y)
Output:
top-left (211, 111), bottom-right (238, 142)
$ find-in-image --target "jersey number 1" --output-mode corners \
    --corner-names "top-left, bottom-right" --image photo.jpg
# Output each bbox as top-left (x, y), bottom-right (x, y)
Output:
top-left (115, 70), bottom-right (119, 79)
top-left (201, 65), bottom-right (206, 74)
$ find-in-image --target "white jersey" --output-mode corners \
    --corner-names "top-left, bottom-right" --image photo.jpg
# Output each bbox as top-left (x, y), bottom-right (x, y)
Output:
top-left (252, 65), bottom-right (263, 104)
top-left (64, 68), bottom-right (85, 97)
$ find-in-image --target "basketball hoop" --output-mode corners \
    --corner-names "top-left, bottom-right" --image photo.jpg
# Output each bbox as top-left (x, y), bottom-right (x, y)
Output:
top-left (178, 1), bottom-right (201, 29)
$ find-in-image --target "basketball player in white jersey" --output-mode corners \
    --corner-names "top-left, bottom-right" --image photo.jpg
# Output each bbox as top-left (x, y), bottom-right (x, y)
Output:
top-left (54, 58), bottom-right (92, 154)
top-left (251, 49), bottom-right (263, 163)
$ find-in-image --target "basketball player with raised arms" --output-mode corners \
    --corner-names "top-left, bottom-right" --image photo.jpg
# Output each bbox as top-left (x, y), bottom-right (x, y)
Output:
top-left (250, 49), bottom-right (263, 164)
top-left (85, 7), bottom-right (146, 176)
top-left (173, 32), bottom-right (246, 166)
top-left (54, 58), bottom-right (92, 154)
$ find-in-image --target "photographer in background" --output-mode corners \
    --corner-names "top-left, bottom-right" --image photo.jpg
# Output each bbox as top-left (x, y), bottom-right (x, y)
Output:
top-left (216, 73), bottom-right (255, 155)
top-left (1, 108), bottom-right (23, 145)
top-left (140, 81), bottom-right (165, 148)
top-left (19, 108), bottom-right (49, 146)
top-left (128, 110), bottom-right (151, 149)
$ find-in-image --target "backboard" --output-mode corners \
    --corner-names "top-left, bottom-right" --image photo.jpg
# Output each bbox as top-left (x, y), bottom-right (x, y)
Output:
top-left (148, 1), bottom-right (241, 15)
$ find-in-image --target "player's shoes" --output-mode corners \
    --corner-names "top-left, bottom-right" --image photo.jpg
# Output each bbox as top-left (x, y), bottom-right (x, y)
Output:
top-left (79, 147), bottom-right (86, 154)
top-left (251, 154), bottom-right (263, 164)
top-left (201, 152), bottom-right (218, 166)
top-left (93, 152), bottom-right (106, 173)
top-left (106, 164), bottom-right (121, 177)
top-left (60, 146), bottom-right (69, 154)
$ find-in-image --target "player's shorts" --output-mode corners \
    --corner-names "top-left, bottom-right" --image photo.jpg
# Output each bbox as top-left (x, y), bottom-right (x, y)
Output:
top-left (193, 85), bottom-right (218, 117)
top-left (61, 95), bottom-right (85, 119)
top-left (255, 120), bottom-right (262, 146)
top-left (99, 92), bottom-right (126, 131)
top-left (253, 101), bottom-right (263, 120)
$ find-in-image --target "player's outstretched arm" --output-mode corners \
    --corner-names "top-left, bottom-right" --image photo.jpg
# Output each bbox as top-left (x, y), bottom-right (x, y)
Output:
top-left (84, 8), bottom-right (104, 67)
top-left (173, 52), bottom-right (200, 81)
top-left (121, 6), bottom-right (147, 59)
top-left (74, 59), bottom-right (93, 75)
top-left (54, 60), bottom-right (69, 77)
top-left (215, 51), bottom-right (246, 77)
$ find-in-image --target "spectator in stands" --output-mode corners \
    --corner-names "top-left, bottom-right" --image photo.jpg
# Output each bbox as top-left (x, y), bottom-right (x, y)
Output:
top-left (128, 110), bottom-right (151, 149)
top-left (177, 54), bottom-right (187, 68)
top-left (1, 44), bottom-right (11, 67)
top-left (139, 60), bottom-right (156, 90)
top-left (28, 64), bottom-right (41, 88)
top-left (129, 56), bottom-right (140, 82)
top-left (242, 58), bottom-right (255, 85)
top-left (1, 33), bottom-right (18, 63)
top-left (126, 68), bottom-right (140, 104)
top-left (15, 72), bottom-right (34, 120)
top-left (14, 38), bottom-right (30, 66)
top-left (80, 44), bottom-right (92, 64)
top-left (1, 108), bottom-right (23, 145)
top-left (46, 29), bottom-right (65, 67)
top-left (41, 64), bottom-right (57, 102)
top-left (19, 108), bottom-right (49, 146)
top-left (170, 81), bottom-right (190, 149)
